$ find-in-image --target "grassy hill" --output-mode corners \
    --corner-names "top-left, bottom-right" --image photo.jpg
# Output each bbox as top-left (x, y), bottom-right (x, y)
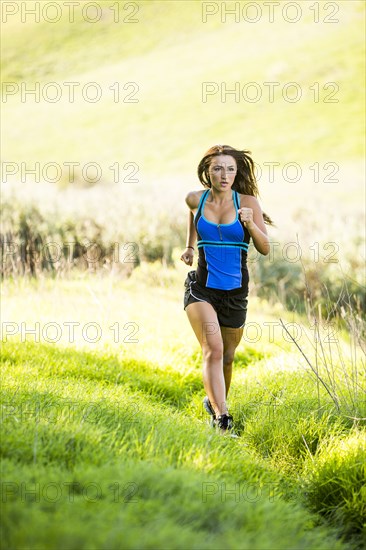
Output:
top-left (2, 0), bottom-right (364, 170)
top-left (1, 1), bottom-right (365, 274)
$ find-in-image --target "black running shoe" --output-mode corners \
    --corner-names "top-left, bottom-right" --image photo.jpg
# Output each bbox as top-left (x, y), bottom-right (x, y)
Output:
top-left (214, 414), bottom-right (239, 438)
top-left (203, 396), bottom-right (216, 426)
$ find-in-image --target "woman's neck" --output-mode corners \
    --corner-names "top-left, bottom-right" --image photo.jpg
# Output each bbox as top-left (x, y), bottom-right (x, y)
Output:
top-left (208, 187), bottom-right (233, 205)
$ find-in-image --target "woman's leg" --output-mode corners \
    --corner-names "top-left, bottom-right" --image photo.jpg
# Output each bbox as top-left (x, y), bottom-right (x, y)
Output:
top-left (185, 301), bottom-right (227, 417)
top-left (221, 326), bottom-right (244, 398)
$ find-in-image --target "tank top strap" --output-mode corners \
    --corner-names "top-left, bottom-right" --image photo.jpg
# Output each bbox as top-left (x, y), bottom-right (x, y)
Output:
top-left (196, 189), bottom-right (210, 217)
top-left (234, 190), bottom-right (240, 210)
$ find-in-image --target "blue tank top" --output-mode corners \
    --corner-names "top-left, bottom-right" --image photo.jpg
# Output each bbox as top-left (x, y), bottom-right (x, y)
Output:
top-left (194, 188), bottom-right (250, 293)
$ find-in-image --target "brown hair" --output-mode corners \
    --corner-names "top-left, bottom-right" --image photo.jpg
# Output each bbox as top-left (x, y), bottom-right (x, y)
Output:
top-left (197, 144), bottom-right (275, 226)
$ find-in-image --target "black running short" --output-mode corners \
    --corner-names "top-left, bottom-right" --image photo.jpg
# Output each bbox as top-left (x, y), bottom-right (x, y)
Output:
top-left (183, 270), bottom-right (248, 329)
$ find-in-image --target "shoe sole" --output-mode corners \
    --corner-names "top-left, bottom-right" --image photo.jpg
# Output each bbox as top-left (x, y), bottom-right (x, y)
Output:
top-left (203, 396), bottom-right (215, 417)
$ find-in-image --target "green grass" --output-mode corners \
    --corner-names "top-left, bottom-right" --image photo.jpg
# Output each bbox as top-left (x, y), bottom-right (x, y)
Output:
top-left (0, 340), bottom-right (360, 550)
top-left (303, 432), bottom-right (366, 540)
top-left (1, 273), bottom-right (365, 548)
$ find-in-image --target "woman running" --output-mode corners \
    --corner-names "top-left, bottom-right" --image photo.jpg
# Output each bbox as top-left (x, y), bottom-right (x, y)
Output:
top-left (180, 144), bottom-right (274, 435)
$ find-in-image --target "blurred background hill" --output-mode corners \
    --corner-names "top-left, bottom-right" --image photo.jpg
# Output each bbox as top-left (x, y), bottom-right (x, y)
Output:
top-left (1, 0), bottom-right (365, 311)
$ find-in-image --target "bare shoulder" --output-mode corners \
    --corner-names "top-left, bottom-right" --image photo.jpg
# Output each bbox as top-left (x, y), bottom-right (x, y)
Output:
top-left (237, 193), bottom-right (262, 209)
top-left (185, 189), bottom-right (206, 211)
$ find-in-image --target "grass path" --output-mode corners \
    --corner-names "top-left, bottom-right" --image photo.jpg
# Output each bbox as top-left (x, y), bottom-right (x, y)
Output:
top-left (1, 271), bottom-right (365, 548)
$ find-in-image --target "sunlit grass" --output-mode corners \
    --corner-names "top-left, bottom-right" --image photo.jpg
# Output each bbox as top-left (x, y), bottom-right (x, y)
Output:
top-left (1, 272), bottom-right (365, 548)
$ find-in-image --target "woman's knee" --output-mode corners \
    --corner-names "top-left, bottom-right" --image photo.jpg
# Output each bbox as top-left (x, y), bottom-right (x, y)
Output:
top-left (223, 349), bottom-right (235, 365)
top-left (202, 344), bottom-right (224, 362)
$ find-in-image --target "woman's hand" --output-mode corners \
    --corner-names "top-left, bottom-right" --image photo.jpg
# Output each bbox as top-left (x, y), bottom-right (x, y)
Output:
top-left (238, 199), bottom-right (270, 255)
top-left (180, 247), bottom-right (195, 266)
top-left (238, 207), bottom-right (255, 229)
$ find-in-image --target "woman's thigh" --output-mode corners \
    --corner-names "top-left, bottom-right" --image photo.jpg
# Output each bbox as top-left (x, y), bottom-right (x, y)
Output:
top-left (185, 301), bottom-right (223, 354)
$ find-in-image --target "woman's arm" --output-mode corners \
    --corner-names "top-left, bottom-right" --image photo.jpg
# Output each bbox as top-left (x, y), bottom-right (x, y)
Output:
top-left (239, 196), bottom-right (270, 256)
top-left (185, 210), bottom-right (197, 249)
top-left (180, 192), bottom-right (199, 266)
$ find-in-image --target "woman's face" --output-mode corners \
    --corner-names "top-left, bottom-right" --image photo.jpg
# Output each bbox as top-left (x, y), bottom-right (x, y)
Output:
top-left (208, 154), bottom-right (237, 190)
